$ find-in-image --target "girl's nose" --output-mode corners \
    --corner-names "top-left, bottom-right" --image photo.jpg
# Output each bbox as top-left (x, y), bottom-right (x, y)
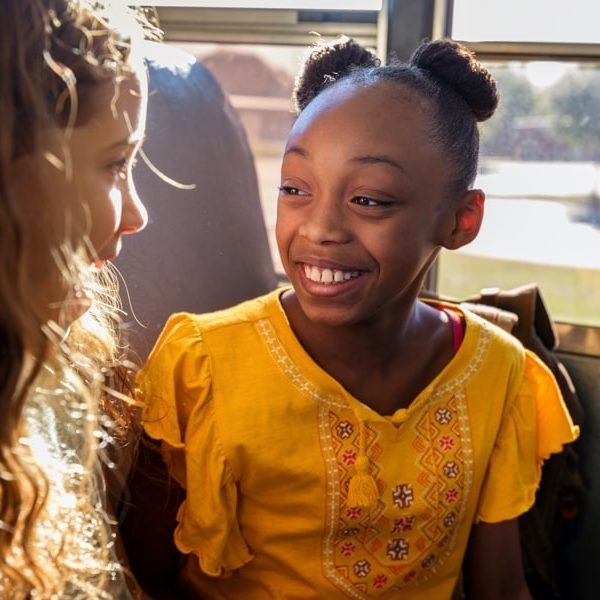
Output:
top-left (299, 197), bottom-right (351, 245)
top-left (120, 182), bottom-right (148, 235)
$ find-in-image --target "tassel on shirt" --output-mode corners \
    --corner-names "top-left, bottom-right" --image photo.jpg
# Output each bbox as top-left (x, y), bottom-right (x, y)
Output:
top-left (346, 421), bottom-right (378, 509)
top-left (347, 455), bottom-right (379, 509)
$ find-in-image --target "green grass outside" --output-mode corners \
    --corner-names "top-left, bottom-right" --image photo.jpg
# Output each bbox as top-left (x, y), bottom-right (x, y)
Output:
top-left (438, 251), bottom-right (600, 327)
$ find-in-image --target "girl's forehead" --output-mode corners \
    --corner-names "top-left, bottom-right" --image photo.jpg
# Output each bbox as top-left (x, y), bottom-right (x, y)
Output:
top-left (291, 80), bottom-right (430, 140)
top-left (284, 80), bottom-right (447, 183)
top-left (86, 69), bottom-right (146, 119)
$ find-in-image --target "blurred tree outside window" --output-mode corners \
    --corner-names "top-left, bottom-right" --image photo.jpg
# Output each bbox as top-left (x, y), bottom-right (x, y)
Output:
top-left (439, 62), bottom-right (600, 326)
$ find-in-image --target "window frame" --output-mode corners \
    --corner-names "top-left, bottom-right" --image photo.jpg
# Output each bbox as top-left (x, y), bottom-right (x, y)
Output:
top-left (154, 7), bottom-right (379, 47)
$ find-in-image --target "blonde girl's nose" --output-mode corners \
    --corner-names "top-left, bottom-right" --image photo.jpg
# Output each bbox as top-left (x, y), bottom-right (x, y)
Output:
top-left (121, 182), bottom-right (148, 235)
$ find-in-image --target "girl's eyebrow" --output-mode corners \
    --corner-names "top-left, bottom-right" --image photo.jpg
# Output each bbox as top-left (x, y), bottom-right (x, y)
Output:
top-left (283, 144), bottom-right (308, 158)
top-left (283, 146), bottom-right (407, 175)
top-left (350, 154), bottom-right (407, 174)
top-left (102, 134), bottom-right (146, 153)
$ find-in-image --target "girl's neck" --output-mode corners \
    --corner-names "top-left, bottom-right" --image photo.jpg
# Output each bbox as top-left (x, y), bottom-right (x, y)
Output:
top-left (281, 291), bottom-right (455, 414)
top-left (282, 289), bottom-right (415, 362)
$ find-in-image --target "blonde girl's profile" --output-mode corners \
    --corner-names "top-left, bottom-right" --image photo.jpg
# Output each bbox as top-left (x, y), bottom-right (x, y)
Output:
top-left (0, 0), bottom-right (157, 597)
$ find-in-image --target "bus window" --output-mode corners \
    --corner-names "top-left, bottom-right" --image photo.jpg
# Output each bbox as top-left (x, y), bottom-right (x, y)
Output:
top-left (438, 60), bottom-right (600, 327)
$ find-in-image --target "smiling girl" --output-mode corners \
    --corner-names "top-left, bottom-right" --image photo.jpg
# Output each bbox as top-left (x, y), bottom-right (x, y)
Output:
top-left (139, 37), bottom-right (578, 599)
top-left (1, 1), bottom-right (152, 597)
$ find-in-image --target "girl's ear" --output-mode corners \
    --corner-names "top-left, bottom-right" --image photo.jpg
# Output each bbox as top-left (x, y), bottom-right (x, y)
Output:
top-left (442, 189), bottom-right (485, 250)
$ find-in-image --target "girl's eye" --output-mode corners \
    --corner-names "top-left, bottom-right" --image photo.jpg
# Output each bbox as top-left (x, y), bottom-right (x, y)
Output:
top-left (109, 157), bottom-right (127, 175)
top-left (352, 196), bottom-right (390, 207)
top-left (109, 155), bottom-right (137, 179)
top-left (278, 185), bottom-right (306, 196)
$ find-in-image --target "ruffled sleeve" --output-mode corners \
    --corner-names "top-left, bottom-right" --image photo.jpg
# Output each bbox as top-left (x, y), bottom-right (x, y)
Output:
top-left (476, 349), bottom-right (580, 524)
top-left (138, 313), bottom-right (253, 576)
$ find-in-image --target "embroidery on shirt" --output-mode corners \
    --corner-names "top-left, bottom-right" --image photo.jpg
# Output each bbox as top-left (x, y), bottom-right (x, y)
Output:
top-left (256, 317), bottom-right (491, 599)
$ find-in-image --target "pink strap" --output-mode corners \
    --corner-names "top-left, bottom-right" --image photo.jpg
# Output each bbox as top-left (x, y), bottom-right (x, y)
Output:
top-left (444, 308), bottom-right (465, 354)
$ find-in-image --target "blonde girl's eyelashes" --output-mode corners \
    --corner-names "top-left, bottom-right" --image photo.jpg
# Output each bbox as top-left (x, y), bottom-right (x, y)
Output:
top-left (108, 153), bottom-right (138, 179)
top-left (109, 157), bottom-right (127, 174)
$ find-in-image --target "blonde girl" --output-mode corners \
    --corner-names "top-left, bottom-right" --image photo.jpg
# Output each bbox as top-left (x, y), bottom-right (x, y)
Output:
top-left (0, 1), bottom-right (154, 597)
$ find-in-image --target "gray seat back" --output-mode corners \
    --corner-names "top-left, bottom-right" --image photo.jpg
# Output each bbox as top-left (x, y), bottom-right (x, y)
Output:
top-left (116, 42), bottom-right (277, 360)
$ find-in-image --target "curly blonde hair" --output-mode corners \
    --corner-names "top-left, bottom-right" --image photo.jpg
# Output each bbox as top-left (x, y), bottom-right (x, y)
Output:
top-left (0, 1), bottom-right (157, 596)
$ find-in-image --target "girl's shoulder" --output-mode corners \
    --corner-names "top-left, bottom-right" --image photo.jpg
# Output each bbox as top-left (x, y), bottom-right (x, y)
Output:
top-left (144, 287), bottom-right (286, 368)
top-left (424, 297), bottom-right (527, 360)
top-left (169, 287), bottom-right (284, 336)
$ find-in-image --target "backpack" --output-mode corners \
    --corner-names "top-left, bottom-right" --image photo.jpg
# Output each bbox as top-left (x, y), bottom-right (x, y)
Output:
top-left (425, 283), bottom-right (584, 599)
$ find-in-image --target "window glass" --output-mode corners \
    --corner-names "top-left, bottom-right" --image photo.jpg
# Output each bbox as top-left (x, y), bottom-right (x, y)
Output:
top-left (150, 1), bottom-right (381, 9)
top-left (452, 0), bottom-right (600, 44)
top-left (438, 61), bottom-right (600, 326)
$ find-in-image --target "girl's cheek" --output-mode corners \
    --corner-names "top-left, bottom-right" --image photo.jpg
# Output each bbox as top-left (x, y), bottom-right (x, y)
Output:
top-left (108, 186), bottom-right (125, 231)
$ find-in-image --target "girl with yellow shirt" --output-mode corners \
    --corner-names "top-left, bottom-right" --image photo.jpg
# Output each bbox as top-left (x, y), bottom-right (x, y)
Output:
top-left (137, 38), bottom-right (578, 599)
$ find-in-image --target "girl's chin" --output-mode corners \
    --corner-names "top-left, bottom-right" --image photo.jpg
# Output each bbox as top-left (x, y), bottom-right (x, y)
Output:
top-left (93, 254), bottom-right (114, 269)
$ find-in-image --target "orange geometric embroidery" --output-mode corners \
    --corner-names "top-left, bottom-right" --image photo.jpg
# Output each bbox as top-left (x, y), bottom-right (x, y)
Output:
top-left (317, 390), bottom-right (475, 598)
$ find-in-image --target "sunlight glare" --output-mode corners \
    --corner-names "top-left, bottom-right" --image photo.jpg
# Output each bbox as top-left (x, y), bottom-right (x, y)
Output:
top-left (452, 0), bottom-right (600, 44)
top-left (524, 62), bottom-right (573, 87)
top-left (146, 0), bottom-right (382, 9)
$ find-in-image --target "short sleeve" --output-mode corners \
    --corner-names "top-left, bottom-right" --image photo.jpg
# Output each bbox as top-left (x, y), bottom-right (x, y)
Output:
top-left (137, 313), bottom-right (253, 576)
top-left (476, 349), bottom-right (580, 524)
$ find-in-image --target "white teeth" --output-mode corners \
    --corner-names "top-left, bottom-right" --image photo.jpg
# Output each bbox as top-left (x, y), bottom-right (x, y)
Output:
top-left (321, 269), bottom-right (333, 283)
top-left (310, 266), bottom-right (321, 281)
top-left (303, 264), bottom-right (360, 284)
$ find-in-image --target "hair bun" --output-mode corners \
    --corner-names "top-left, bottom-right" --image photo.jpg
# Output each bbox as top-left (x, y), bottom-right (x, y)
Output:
top-left (410, 39), bottom-right (498, 122)
top-left (293, 36), bottom-right (379, 112)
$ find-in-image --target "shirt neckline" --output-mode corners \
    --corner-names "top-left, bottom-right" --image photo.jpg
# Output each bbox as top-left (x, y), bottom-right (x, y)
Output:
top-left (267, 288), bottom-right (483, 423)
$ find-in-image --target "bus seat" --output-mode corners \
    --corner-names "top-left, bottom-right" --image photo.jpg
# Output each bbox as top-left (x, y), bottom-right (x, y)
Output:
top-left (422, 284), bottom-right (587, 599)
top-left (115, 41), bottom-right (278, 361)
top-left (556, 351), bottom-right (600, 600)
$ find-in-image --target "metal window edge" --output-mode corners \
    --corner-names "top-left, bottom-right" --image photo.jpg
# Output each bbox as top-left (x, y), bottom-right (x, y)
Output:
top-left (156, 7), bottom-right (378, 46)
top-left (555, 322), bottom-right (600, 357)
top-left (460, 41), bottom-right (600, 62)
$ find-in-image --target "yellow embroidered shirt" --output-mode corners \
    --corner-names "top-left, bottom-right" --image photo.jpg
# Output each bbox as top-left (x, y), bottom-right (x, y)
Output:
top-left (140, 289), bottom-right (579, 599)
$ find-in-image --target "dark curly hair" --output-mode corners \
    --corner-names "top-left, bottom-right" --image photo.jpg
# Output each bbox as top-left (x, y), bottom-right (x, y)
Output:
top-left (293, 37), bottom-right (499, 197)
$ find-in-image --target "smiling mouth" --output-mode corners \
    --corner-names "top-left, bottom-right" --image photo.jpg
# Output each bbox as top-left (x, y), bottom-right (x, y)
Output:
top-left (302, 263), bottom-right (363, 284)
